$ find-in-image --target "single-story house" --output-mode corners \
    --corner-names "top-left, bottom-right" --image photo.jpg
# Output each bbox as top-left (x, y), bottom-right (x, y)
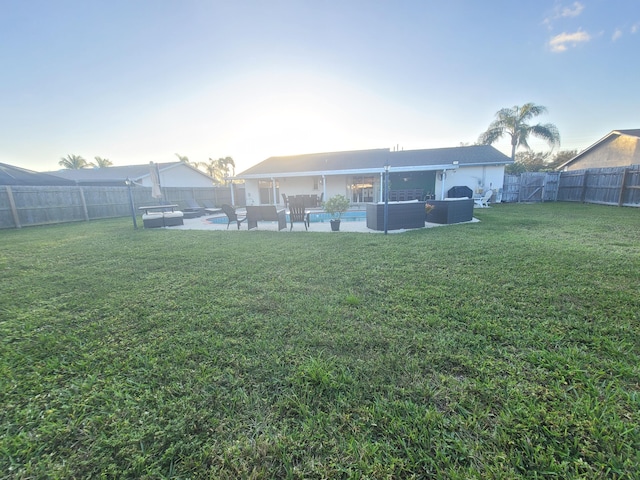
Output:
top-left (1, 162), bottom-right (76, 186)
top-left (45, 162), bottom-right (215, 188)
top-left (558, 129), bottom-right (640, 171)
top-left (235, 145), bottom-right (512, 206)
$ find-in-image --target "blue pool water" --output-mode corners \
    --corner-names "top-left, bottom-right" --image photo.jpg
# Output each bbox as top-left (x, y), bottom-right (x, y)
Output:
top-left (207, 210), bottom-right (366, 225)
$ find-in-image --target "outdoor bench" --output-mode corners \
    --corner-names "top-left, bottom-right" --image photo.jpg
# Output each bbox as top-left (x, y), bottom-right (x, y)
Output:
top-left (246, 205), bottom-right (287, 230)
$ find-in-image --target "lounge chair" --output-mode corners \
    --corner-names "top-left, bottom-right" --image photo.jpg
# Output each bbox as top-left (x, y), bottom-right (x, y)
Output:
top-left (289, 199), bottom-right (308, 231)
top-left (474, 190), bottom-right (493, 208)
top-left (183, 198), bottom-right (206, 218)
top-left (221, 204), bottom-right (247, 229)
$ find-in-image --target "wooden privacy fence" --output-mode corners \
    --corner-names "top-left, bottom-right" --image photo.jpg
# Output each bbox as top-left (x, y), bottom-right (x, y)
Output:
top-left (502, 165), bottom-right (640, 207)
top-left (0, 185), bottom-right (245, 229)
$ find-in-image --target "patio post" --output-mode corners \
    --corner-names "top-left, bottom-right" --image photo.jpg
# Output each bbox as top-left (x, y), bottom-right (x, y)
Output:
top-left (383, 163), bottom-right (390, 234)
top-left (322, 175), bottom-right (326, 203)
top-left (440, 170), bottom-right (447, 200)
top-left (125, 178), bottom-right (138, 229)
top-left (271, 177), bottom-right (277, 205)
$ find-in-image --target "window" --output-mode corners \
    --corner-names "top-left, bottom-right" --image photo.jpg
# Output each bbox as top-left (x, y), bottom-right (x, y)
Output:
top-left (349, 176), bottom-right (376, 203)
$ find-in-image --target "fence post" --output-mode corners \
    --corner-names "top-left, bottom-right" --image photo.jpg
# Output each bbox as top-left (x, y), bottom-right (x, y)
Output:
top-left (6, 186), bottom-right (21, 228)
top-left (580, 171), bottom-right (589, 203)
top-left (78, 187), bottom-right (90, 221)
top-left (618, 168), bottom-right (629, 206)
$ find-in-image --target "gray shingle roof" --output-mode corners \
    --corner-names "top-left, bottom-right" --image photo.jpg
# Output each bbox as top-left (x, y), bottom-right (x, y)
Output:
top-left (0, 162), bottom-right (75, 186)
top-left (615, 129), bottom-right (640, 137)
top-left (44, 162), bottom-right (183, 185)
top-left (240, 149), bottom-right (390, 176)
top-left (238, 145), bottom-right (511, 178)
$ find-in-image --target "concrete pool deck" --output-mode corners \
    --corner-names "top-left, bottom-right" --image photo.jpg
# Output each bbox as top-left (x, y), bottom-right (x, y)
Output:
top-left (171, 211), bottom-right (479, 233)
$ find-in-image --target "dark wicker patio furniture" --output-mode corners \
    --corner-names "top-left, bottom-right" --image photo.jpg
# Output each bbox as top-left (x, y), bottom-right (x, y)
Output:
top-left (366, 201), bottom-right (426, 230)
top-left (289, 199), bottom-right (308, 231)
top-left (425, 198), bottom-right (474, 224)
top-left (221, 204), bottom-right (247, 229)
top-left (246, 205), bottom-right (287, 230)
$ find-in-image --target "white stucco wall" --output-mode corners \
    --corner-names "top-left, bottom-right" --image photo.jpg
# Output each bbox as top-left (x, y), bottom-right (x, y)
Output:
top-left (139, 164), bottom-right (214, 188)
top-left (244, 180), bottom-right (261, 206)
top-left (438, 165), bottom-right (505, 199)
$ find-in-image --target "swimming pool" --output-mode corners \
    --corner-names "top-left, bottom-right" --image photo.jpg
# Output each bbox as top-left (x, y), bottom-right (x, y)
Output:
top-left (207, 209), bottom-right (366, 225)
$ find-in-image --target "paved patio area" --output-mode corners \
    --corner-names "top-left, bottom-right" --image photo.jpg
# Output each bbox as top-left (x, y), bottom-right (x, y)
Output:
top-left (170, 212), bottom-right (478, 233)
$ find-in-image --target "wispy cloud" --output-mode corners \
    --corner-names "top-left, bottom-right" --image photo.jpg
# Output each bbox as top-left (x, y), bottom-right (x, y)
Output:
top-left (560, 2), bottom-right (585, 18)
top-left (632, 23), bottom-right (639, 34)
top-left (549, 30), bottom-right (591, 52)
top-left (544, 1), bottom-right (585, 28)
top-left (612, 29), bottom-right (623, 41)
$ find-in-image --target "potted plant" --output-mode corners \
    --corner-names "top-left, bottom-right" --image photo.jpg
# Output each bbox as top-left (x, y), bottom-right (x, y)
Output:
top-left (323, 194), bottom-right (350, 231)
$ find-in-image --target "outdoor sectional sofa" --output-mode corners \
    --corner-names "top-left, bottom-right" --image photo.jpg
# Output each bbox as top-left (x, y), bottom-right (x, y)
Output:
top-left (425, 198), bottom-right (474, 224)
top-left (366, 201), bottom-right (426, 231)
top-left (142, 211), bottom-right (184, 228)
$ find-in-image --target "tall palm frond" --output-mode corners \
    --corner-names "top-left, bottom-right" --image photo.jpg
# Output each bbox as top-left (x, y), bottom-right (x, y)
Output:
top-left (92, 156), bottom-right (113, 168)
top-left (206, 156), bottom-right (235, 184)
top-left (478, 103), bottom-right (560, 160)
top-left (59, 154), bottom-right (89, 169)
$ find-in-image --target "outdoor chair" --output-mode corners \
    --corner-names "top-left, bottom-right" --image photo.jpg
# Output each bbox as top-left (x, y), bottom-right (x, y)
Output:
top-left (183, 198), bottom-right (206, 218)
top-left (474, 190), bottom-right (493, 208)
top-left (221, 204), bottom-right (247, 229)
top-left (289, 199), bottom-right (308, 231)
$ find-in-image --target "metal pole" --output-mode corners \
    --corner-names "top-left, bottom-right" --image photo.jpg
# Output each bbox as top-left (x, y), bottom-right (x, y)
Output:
top-left (126, 178), bottom-right (137, 229)
top-left (383, 164), bottom-right (389, 234)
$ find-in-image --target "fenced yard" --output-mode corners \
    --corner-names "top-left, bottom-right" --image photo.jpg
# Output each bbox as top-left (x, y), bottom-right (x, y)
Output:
top-left (503, 165), bottom-right (640, 205)
top-left (1, 203), bottom-right (639, 478)
top-left (0, 185), bottom-right (244, 229)
top-left (2, 165), bottom-right (638, 230)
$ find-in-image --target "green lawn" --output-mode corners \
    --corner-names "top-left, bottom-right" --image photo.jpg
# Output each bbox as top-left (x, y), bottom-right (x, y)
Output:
top-left (1, 203), bottom-right (639, 479)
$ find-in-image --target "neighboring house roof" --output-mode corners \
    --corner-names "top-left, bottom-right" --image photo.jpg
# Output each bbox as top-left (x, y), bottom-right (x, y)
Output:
top-left (0, 162), bottom-right (75, 186)
top-left (45, 162), bottom-right (212, 186)
top-left (558, 129), bottom-right (640, 170)
top-left (237, 145), bottom-right (512, 179)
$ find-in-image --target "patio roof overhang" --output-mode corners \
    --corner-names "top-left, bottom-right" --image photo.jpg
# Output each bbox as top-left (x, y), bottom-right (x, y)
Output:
top-left (233, 163), bottom-right (460, 180)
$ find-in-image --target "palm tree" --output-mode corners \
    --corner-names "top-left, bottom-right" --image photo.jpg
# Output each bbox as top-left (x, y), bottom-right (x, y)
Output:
top-left (175, 153), bottom-right (189, 163)
top-left (224, 156), bottom-right (236, 178)
top-left (478, 103), bottom-right (560, 160)
top-left (92, 156), bottom-right (113, 168)
top-left (59, 154), bottom-right (89, 169)
top-left (207, 156), bottom-right (235, 184)
top-left (204, 158), bottom-right (217, 179)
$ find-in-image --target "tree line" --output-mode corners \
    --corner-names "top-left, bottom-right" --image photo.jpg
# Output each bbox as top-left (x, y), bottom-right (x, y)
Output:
top-left (58, 155), bottom-right (113, 169)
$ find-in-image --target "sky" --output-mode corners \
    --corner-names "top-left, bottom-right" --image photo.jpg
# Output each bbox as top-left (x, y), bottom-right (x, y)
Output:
top-left (1, 0), bottom-right (639, 174)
